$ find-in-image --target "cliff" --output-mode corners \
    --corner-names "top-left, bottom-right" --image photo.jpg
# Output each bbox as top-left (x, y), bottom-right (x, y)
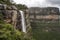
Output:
top-left (0, 4), bottom-right (31, 32)
top-left (0, 4), bottom-right (32, 40)
top-left (29, 7), bottom-right (59, 15)
top-left (0, 4), bottom-right (18, 27)
top-left (28, 7), bottom-right (59, 21)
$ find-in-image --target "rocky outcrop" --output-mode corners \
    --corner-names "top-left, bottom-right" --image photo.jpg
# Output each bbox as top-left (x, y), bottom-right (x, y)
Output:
top-left (29, 7), bottom-right (59, 15)
top-left (28, 7), bottom-right (59, 21)
top-left (0, 4), bottom-right (20, 29)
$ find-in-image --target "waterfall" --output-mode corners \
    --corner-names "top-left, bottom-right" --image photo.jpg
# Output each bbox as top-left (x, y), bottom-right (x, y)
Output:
top-left (19, 10), bottom-right (26, 33)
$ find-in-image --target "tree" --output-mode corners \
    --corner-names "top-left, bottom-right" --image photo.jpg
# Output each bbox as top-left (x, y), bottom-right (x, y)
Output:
top-left (15, 4), bottom-right (28, 10)
top-left (0, 0), bottom-right (13, 5)
top-left (0, 0), bottom-right (28, 10)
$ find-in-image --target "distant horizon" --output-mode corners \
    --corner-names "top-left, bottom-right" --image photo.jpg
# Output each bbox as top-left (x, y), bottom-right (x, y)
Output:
top-left (28, 6), bottom-right (59, 8)
top-left (28, 6), bottom-right (60, 11)
top-left (13, 0), bottom-right (60, 9)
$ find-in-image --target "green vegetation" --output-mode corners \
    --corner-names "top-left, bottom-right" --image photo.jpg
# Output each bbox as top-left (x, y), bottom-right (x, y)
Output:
top-left (0, 24), bottom-right (22, 40)
top-left (0, 0), bottom-right (28, 10)
top-left (0, 12), bottom-right (24, 40)
top-left (15, 4), bottom-right (28, 10)
top-left (0, 20), bottom-right (33, 40)
top-left (31, 21), bottom-right (60, 40)
top-left (0, 0), bottom-right (12, 5)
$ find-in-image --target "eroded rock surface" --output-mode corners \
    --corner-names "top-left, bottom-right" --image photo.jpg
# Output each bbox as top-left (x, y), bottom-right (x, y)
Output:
top-left (0, 4), bottom-right (22, 30)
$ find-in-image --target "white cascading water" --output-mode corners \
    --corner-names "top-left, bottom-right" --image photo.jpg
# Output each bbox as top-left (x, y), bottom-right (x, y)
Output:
top-left (19, 10), bottom-right (26, 33)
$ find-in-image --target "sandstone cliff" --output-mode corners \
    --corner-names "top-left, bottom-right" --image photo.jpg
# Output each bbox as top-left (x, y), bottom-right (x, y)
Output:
top-left (28, 7), bottom-right (59, 21)
top-left (0, 4), bottom-right (21, 30)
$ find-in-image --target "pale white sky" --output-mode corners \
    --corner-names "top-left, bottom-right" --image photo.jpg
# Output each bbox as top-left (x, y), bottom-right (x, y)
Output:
top-left (13, 0), bottom-right (60, 8)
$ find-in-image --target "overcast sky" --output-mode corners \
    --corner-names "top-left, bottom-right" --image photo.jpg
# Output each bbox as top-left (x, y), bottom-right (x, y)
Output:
top-left (13, 0), bottom-right (60, 8)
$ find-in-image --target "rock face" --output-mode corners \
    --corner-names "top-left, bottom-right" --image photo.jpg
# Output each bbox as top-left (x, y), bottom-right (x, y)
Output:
top-left (29, 7), bottom-right (59, 15)
top-left (28, 7), bottom-right (59, 21)
top-left (0, 4), bottom-right (21, 30)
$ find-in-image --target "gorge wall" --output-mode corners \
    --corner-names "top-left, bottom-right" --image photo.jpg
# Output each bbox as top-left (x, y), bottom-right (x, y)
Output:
top-left (28, 7), bottom-right (59, 21)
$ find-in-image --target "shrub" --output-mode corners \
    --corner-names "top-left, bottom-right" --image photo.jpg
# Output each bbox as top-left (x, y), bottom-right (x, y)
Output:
top-left (0, 23), bottom-right (24, 40)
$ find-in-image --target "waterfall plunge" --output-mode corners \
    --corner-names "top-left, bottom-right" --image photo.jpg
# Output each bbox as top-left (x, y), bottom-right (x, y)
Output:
top-left (19, 10), bottom-right (26, 33)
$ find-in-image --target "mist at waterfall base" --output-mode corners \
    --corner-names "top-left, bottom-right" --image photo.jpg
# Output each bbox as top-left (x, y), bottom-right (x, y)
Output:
top-left (19, 10), bottom-right (26, 33)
